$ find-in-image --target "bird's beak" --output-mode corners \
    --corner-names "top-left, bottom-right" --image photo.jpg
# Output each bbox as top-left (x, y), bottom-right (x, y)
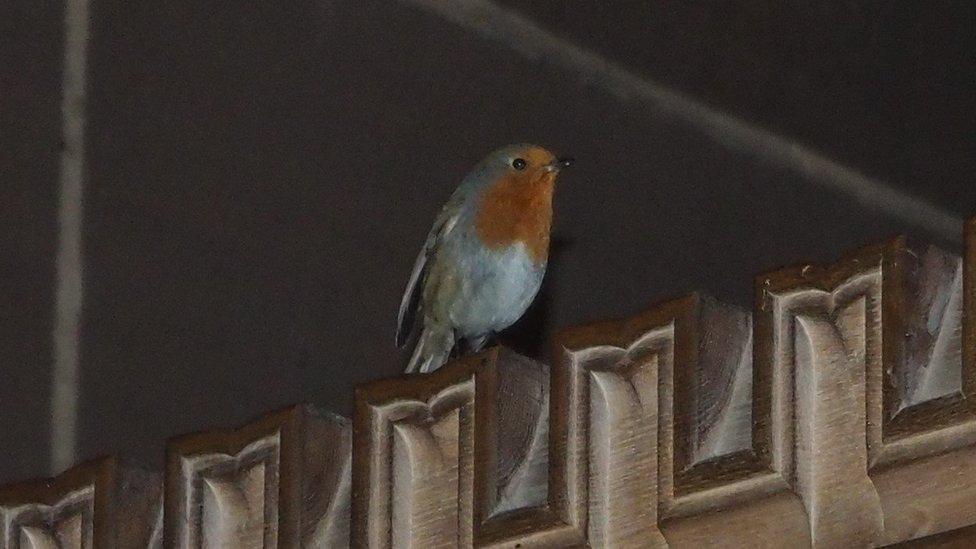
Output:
top-left (545, 157), bottom-right (574, 173)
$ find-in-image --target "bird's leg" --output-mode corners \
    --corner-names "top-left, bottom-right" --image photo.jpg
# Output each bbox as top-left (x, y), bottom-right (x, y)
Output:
top-left (405, 325), bottom-right (456, 373)
top-left (467, 334), bottom-right (491, 353)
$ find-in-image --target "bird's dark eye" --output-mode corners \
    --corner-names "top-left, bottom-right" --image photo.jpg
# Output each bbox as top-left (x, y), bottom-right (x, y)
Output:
top-left (512, 158), bottom-right (527, 170)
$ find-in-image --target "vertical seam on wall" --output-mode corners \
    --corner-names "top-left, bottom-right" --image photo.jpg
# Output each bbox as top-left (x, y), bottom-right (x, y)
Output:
top-left (51, 0), bottom-right (89, 474)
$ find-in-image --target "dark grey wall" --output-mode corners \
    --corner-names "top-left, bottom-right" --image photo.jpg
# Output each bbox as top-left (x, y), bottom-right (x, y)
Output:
top-left (1, 0), bottom-right (972, 481)
top-left (497, 1), bottom-right (976, 211)
top-left (0, 1), bottom-right (64, 482)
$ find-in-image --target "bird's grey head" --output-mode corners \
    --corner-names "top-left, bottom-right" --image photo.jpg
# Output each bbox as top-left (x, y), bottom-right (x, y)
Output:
top-left (473, 144), bottom-right (574, 180)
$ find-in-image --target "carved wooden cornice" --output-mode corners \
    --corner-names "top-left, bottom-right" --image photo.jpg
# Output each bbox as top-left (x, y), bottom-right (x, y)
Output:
top-left (4, 222), bottom-right (976, 547)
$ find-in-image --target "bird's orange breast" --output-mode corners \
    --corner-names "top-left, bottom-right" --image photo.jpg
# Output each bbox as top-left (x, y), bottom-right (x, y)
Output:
top-left (474, 172), bottom-right (554, 265)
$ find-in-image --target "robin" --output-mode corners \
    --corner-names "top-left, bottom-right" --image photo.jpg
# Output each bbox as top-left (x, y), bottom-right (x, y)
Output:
top-left (396, 144), bottom-right (573, 373)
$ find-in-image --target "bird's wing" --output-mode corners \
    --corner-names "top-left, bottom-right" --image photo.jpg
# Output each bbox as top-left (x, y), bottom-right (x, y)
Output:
top-left (396, 200), bottom-right (462, 347)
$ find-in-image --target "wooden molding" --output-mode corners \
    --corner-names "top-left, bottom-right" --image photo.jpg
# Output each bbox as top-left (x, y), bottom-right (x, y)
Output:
top-left (5, 220), bottom-right (976, 547)
top-left (880, 237), bottom-right (976, 463)
top-left (303, 410), bottom-right (352, 548)
top-left (165, 406), bottom-right (302, 547)
top-left (472, 349), bottom-right (578, 548)
top-left (0, 458), bottom-right (112, 548)
top-left (965, 218), bottom-right (976, 410)
top-left (554, 293), bottom-right (807, 546)
top-left (0, 457), bottom-right (158, 549)
top-left (163, 404), bottom-right (347, 548)
top-left (352, 354), bottom-right (478, 548)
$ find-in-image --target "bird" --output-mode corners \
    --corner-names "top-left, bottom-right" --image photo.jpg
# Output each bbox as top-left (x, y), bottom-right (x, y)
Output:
top-left (396, 144), bottom-right (573, 374)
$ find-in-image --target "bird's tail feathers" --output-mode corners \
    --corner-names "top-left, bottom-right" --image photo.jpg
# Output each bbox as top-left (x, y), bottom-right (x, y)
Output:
top-left (405, 325), bottom-right (455, 374)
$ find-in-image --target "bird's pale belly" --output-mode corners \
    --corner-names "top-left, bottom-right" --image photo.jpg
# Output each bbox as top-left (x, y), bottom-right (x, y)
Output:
top-left (433, 240), bottom-right (545, 339)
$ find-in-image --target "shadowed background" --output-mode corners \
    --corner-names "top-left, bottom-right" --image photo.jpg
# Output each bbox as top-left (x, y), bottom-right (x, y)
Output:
top-left (1, 0), bottom-right (973, 482)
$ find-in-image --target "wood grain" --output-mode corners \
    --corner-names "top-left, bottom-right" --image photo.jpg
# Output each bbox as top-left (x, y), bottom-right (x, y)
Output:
top-left (793, 307), bottom-right (883, 545)
top-left (882, 238), bottom-right (975, 458)
top-left (473, 349), bottom-right (582, 548)
top-left (694, 296), bottom-right (754, 463)
top-left (894, 243), bottom-right (962, 408)
top-left (353, 356), bottom-right (477, 548)
top-left (661, 490), bottom-right (810, 548)
top-left (965, 218), bottom-right (976, 412)
top-left (302, 410), bottom-right (352, 548)
top-left (5, 221), bottom-right (976, 547)
top-left (484, 351), bottom-right (549, 517)
top-left (563, 325), bottom-right (667, 546)
top-left (875, 444), bottom-right (976, 544)
top-left (552, 294), bottom-right (783, 545)
top-left (0, 460), bottom-right (161, 549)
top-left (114, 465), bottom-right (162, 549)
top-left (164, 406), bottom-right (306, 548)
top-left (0, 458), bottom-right (113, 549)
